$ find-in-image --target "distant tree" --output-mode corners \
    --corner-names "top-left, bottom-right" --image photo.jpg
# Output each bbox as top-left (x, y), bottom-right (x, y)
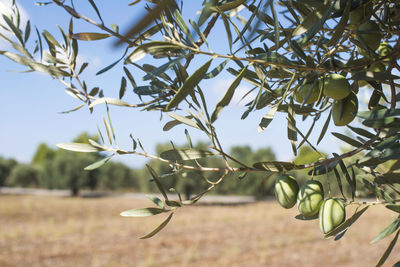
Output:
top-left (8, 163), bottom-right (40, 187)
top-left (0, 157), bottom-right (17, 186)
top-left (32, 143), bottom-right (55, 165)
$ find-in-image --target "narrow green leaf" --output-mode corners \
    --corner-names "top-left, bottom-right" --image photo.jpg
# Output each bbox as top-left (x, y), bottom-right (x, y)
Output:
top-left (160, 149), bottom-right (217, 161)
top-left (88, 0), bottom-right (104, 24)
top-left (119, 77), bottom-right (127, 99)
top-left (24, 20), bottom-right (30, 43)
top-left (269, 2), bottom-right (280, 50)
top-left (333, 167), bottom-right (345, 199)
top-left (334, 229), bottom-right (348, 241)
top-left (189, 19), bottom-right (212, 52)
top-left (317, 110), bottom-right (331, 145)
top-left (363, 178), bottom-right (395, 204)
top-left (163, 115), bottom-right (194, 131)
top-left (146, 195), bottom-right (165, 210)
top-left (185, 129), bottom-right (193, 148)
top-left (166, 58), bottom-right (213, 110)
top-left (89, 97), bottom-right (133, 108)
top-left (84, 155), bottom-right (113, 170)
top-left (103, 117), bottom-right (113, 145)
top-left (96, 58), bottom-right (122, 75)
top-left (42, 30), bottom-right (60, 48)
top-left (123, 66), bottom-right (137, 88)
top-left (352, 71), bottom-right (400, 83)
top-left (308, 160), bottom-right (339, 176)
top-left (371, 216), bottom-right (400, 244)
top-left (253, 161), bottom-right (300, 172)
top-left (71, 32), bottom-right (111, 41)
top-left (211, 66), bottom-right (246, 122)
top-left (166, 113), bottom-right (199, 130)
top-left (171, 6), bottom-right (194, 44)
top-left (146, 164), bottom-right (168, 201)
top-left (294, 3), bottom-right (334, 47)
top-left (220, 14), bottom-right (232, 52)
top-left (386, 205), bottom-right (400, 214)
top-left (142, 56), bottom-right (183, 81)
top-left (2, 14), bottom-right (23, 44)
top-left (134, 85), bottom-right (164, 96)
top-left (125, 41), bottom-right (183, 64)
top-left (347, 125), bottom-right (375, 139)
top-left (165, 200), bottom-right (181, 207)
top-left (78, 62), bottom-right (89, 75)
top-left (324, 206), bottom-right (369, 238)
top-left (59, 104), bottom-right (85, 114)
top-left (258, 106), bottom-right (277, 133)
top-left (140, 212), bottom-right (173, 239)
top-left (358, 109), bottom-right (400, 120)
top-left (56, 142), bottom-right (101, 153)
top-left (373, 173), bottom-right (400, 185)
top-left (327, 0), bottom-right (351, 46)
top-left (204, 59), bottom-right (230, 79)
top-left (332, 132), bottom-right (363, 147)
top-left (295, 214), bottom-right (318, 220)
top-left (218, 0), bottom-right (246, 11)
top-left (120, 207), bottom-right (166, 217)
top-left (376, 229), bottom-right (400, 267)
top-left (292, 4), bottom-right (328, 36)
top-left (287, 100), bottom-right (297, 156)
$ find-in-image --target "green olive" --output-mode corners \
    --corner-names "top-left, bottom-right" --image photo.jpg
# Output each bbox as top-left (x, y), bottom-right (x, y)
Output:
top-left (357, 21), bottom-right (381, 54)
top-left (321, 74), bottom-right (351, 100)
top-left (332, 92), bottom-right (358, 126)
top-left (294, 83), bottom-right (320, 104)
top-left (274, 175), bottom-right (299, 209)
top-left (377, 42), bottom-right (393, 64)
top-left (319, 198), bottom-right (346, 234)
top-left (297, 180), bottom-right (324, 217)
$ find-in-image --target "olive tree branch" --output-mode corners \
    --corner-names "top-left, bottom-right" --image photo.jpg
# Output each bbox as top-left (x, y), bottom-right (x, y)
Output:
top-left (52, 0), bottom-right (136, 46)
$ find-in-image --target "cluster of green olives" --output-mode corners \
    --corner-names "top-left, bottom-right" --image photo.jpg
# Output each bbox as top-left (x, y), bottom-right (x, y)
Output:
top-left (292, 2), bottom-right (394, 127)
top-left (274, 175), bottom-right (346, 234)
top-left (294, 74), bottom-right (358, 127)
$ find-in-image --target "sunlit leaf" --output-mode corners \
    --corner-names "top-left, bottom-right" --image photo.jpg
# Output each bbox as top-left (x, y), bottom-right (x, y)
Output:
top-left (89, 97), bottom-right (133, 108)
top-left (160, 149), bottom-right (217, 161)
top-left (125, 41), bottom-right (183, 64)
top-left (120, 207), bottom-right (167, 217)
top-left (56, 142), bottom-right (102, 153)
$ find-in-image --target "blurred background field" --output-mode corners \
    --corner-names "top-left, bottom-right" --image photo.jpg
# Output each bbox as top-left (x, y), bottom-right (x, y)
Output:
top-left (1, 194), bottom-right (399, 267)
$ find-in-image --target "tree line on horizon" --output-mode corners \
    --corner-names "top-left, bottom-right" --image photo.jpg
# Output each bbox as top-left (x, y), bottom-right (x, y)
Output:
top-left (1, 132), bottom-right (372, 199)
top-left (0, 132), bottom-right (278, 197)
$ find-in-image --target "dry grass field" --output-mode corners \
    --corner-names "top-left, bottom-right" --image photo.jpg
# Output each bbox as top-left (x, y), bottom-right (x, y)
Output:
top-left (0, 194), bottom-right (399, 267)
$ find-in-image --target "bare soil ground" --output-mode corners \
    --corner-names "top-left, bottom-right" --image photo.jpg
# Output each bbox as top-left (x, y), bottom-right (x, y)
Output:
top-left (0, 195), bottom-right (399, 267)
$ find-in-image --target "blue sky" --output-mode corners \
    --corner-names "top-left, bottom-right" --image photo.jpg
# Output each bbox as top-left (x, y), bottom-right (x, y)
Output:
top-left (0, 0), bottom-right (344, 168)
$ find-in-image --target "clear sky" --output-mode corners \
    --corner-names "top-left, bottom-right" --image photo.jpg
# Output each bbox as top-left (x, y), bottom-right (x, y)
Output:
top-left (0, 0), bottom-right (344, 168)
